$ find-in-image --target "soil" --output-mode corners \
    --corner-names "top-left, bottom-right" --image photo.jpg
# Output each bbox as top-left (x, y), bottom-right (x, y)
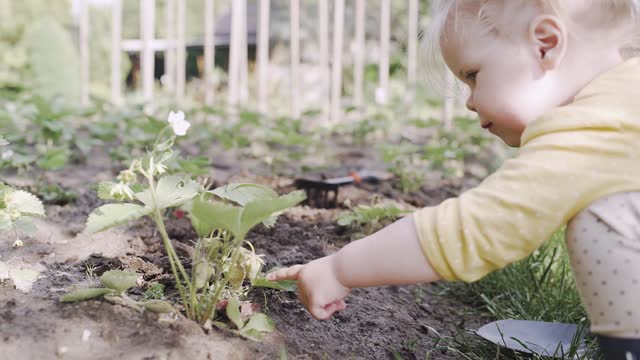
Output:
top-left (0, 138), bottom-right (493, 360)
top-left (246, 214), bottom-right (488, 360)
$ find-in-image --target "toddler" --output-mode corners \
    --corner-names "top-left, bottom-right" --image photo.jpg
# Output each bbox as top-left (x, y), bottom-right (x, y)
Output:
top-left (268, 1), bottom-right (640, 358)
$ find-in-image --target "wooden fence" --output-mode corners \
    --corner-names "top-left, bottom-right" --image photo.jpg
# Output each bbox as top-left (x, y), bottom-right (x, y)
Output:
top-left (77, 0), bottom-right (456, 127)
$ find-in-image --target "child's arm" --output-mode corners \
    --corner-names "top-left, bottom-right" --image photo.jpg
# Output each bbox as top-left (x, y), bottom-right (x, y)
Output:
top-left (266, 215), bottom-right (441, 319)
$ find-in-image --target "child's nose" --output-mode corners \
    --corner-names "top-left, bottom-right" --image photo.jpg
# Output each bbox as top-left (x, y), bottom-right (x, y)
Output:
top-left (466, 96), bottom-right (477, 112)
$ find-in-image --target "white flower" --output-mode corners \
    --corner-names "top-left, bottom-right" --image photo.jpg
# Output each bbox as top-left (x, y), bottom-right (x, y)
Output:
top-left (168, 111), bottom-right (190, 136)
top-left (13, 238), bottom-right (23, 247)
top-left (110, 182), bottom-right (135, 200)
top-left (155, 162), bottom-right (167, 175)
top-left (147, 156), bottom-right (167, 176)
top-left (1, 150), bottom-right (13, 160)
top-left (117, 169), bottom-right (136, 184)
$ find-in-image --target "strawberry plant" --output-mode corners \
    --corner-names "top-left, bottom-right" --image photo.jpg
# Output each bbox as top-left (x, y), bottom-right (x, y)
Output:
top-left (0, 135), bottom-right (45, 247)
top-left (337, 202), bottom-right (410, 239)
top-left (188, 182), bottom-right (305, 328)
top-left (60, 112), bottom-right (304, 339)
top-left (381, 142), bottom-right (429, 193)
top-left (60, 270), bottom-right (174, 314)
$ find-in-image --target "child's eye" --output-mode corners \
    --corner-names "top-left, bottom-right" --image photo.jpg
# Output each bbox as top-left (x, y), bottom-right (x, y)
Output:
top-left (465, 71), bottom-right (478, 82)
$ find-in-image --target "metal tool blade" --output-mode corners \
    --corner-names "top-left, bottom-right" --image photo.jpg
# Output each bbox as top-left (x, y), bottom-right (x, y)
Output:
top-left (476, 319), bottom-right (588, 358)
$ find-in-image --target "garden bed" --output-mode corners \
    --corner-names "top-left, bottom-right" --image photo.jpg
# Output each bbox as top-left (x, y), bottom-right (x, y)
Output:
top-left (0, 131), bottom-right (492, 359)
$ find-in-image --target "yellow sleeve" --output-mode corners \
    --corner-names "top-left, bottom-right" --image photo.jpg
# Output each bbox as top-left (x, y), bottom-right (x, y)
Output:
top-left (413, 119), bottom-right (640, 282)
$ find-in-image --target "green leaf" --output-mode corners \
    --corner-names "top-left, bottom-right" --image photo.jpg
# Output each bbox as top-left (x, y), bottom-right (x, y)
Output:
top-left (178, 156), bottom-right (210, 176)
top-left (0, 211), bottom-right (11, 232)
top-left (85, 203), bottom-right (151, 234)
top-left (226, 297), bottom-right (244, 330)
top-left (155, 137), bottom-right (174, 152)
top-left (143, 283), bottom-right (165, 300)
top-left (251, 278), bottom-right (297, 292)
top-left (0, 136), bottom-right (8, 146)
top-left (4, 190), bottom-right (45, 217)
top-left (191, 190), bottom-right (305, 239)
top-left (143, 300), bottom-right (174, 313)
top-left (242, 313), bottom-right (275, 333)
top-left (209, 184), bottom-right (288, 228)
top-left (100, 270), bottom-right (141, 292)
top-left (209, 183), bottom-right (278, 206)
top-left (8, 152), bottom-right (37, 167)
top-left (59, 288), bottom-right (113, 302)
top-left (96, 181), bottom-right (118, 201)
top-left (0, 182), bottom-right (11, 196)
top-left (336, 213), bottom-right (355, 227)
top-left (190, 198), bottom-right (242, 238)
top-left (226, 264), bottom-right (246, 290)
top-left (135, 175), bottom-right (198, 210)
top-left (241, 329), bottom-right (266, 341)
top-left (74, 136), bottom-right (97, 155)
top-left (238, 191), bottom-right (305, 238)
top-left (13, 217), bottom-right (37, 236)
top-left (21, 17), bottom-right (81, 101)
top-left (36, 146), bottom-right (70, 170)
top-left (192, 260), bottom-right (213, 290)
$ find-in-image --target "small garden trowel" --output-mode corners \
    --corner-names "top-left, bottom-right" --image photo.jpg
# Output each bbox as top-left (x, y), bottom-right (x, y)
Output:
top-left (476, 320), bottom-right (588, 358)
top-left (294, 170), bottom-right (393, 208)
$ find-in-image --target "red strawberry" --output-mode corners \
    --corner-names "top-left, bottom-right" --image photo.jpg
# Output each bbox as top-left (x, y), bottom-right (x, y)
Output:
top-left (173, 209), bottom-right (185, 219)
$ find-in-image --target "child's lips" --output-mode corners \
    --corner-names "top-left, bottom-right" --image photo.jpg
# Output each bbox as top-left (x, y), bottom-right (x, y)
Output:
top-left (481, 122), bottom-right (493, 129)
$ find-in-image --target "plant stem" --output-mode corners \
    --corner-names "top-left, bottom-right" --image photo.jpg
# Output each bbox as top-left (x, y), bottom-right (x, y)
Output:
top-left (206, 232), bottom-right (245, 322)
top-left (201, 230), bottom-right (231, 322)
top-left (145, 171), bottom-right (195, 319)
top-left (152, 209), bottom-right (196, 317)
top-left (151, 126), bottom-right (171, 152)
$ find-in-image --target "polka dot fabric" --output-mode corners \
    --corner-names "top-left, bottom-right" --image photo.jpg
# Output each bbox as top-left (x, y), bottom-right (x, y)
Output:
top-left (566, 192), bottom-right (640, 338)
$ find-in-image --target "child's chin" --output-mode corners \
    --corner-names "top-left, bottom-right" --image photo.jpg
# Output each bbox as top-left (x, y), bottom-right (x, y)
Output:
top-left (500, 135), bottom-right (521, 148)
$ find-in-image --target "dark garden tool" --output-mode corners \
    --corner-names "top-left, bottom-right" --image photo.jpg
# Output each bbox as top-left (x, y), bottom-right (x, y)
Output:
top-left (476, 320), bottom-right (588, 358)
top-left (294, 170), bottom-right (393, 208)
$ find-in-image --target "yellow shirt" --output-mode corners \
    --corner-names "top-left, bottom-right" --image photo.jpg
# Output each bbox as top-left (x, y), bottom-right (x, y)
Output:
top-left (414, 58), bottom-right (640, 282)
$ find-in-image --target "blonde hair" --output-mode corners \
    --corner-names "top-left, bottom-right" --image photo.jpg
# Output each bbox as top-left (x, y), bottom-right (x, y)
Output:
top-left (420, 0), bottom-right (640, 96)
top-left (427, 0), bottom-right (640, 57)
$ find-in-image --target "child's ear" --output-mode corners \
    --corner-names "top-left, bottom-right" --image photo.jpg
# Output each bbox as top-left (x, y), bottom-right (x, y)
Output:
top-left (529, 15), bottom-right (567, 70)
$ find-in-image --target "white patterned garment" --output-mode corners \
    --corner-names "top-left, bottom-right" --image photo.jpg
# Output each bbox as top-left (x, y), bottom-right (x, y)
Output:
top-left (566, 192), bottom-right (640, 338)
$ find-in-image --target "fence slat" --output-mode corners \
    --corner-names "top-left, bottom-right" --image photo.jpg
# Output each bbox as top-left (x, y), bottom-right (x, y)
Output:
top-left (141, 0), bottom-right (155, 103)
top-left (176, 0), bottom-right (186, 100)
top-left (204, 0), bottom-right (215, 105)
top-left (257, 0), bottom-right (271, 114)
top-left (353, 0), bottom-right (365, 108)
top-left (239, 0), bottom-right (249, 104)
top-left (408, 0), bottom-right (418, 87)
top-left (330, 0), bottom-right (345, 124)
top-left (318, 0), bottom-right (329, 123)
top-left (377, 0), bottom-right (390, 104)
top-left (111, 0), bottom-right (122, 104)
top-left (79, 0), bottom-right (90, 105)
top-left (228, 0), bottom-right (245, 110)
top-left (289, 0), bottom-right (300, 118)
top-left (164, 0), bottom-right (175, 92)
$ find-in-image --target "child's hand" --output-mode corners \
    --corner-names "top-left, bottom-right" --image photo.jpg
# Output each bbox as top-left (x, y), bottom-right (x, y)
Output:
top-left (266, 255), bottom-right (351, 320)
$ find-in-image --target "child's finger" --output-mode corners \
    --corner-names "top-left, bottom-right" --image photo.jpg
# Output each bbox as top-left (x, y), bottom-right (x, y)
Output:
top-left (324, 299), bottom-right (346, 313)
top-left (331, 299), bottom-right (347, 311)
top-left (310, 304), bottom-right (333, 320)
top-left (312, 299), bottom-right (347, 320)
top-left (266, 264), bottom-right (304, 281)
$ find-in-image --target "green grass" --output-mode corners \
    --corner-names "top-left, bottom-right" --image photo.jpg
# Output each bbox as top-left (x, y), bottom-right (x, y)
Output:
top-left (431, 230), bottom-right (603, 359)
